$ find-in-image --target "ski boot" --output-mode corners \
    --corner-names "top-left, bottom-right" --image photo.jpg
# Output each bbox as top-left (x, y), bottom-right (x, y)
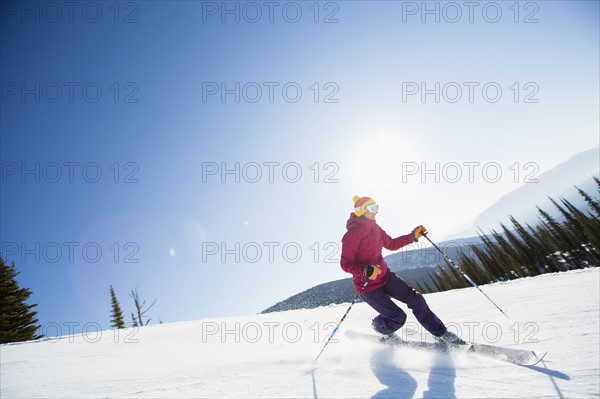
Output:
top-left (381, 332), bottom-right (404, 344)
top-left (372, 321), bottom-right (404, 344)
top-left (436, 330), bottom-right (466, 345)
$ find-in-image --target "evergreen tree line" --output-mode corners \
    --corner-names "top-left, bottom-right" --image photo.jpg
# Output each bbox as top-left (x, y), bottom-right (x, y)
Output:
top-left (414, 178), bottom-right (600, 294)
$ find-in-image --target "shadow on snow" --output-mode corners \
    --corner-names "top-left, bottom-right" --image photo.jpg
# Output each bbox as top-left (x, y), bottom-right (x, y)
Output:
top-left (369, 345), bottom-right (457, 399)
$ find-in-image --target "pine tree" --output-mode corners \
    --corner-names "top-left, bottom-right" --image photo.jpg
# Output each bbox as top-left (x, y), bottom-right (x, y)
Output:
top-left (0, 256), bottom-right (41, 343)
top-left (420, 278), bottom-right (436, 294)
top-left (533, 222), bottom-right (568, 272)
top-left (109, 285), bottom-right (126, 329)
top-left (459, 251), bottom-right (493, 285)
top-left (537, 207), bottom-right (572, 252)
top-left (500, 223), bottom-right (534, 277)
top-left (510, 217), bottom-right (549, 274)
top-left (427, 270), bottom-right (444, 292)
top-left (560, 197), bottom-right (600, 265)
top-left (576, 182), bottom-right (600, 217)
top-left (563, 196), bottom-right (600, 251)
top-left (414, 281), bottom-right (427, 294)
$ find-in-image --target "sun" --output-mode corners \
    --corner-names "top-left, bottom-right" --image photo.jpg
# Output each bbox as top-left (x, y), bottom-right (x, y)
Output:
top-left (348, 131), bottom-right (408, 194)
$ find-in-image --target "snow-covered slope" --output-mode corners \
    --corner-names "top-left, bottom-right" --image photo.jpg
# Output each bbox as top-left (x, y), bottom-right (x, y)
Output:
top-left (2, 269), bottom-right (599, 398)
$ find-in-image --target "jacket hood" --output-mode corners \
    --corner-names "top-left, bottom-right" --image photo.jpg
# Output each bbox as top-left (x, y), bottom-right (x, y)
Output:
top-left (346, 213), bottom-right (376, 232)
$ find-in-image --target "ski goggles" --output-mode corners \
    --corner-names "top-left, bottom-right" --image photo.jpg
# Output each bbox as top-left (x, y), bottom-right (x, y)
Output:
top-left (355, 203), bottom-right (379, 213)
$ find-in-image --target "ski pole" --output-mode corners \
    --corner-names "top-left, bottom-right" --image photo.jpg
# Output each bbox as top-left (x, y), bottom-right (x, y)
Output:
top-left (313, 279), bottom-right (369, 366)
top-left (422, 233), bottom-right (509, 318)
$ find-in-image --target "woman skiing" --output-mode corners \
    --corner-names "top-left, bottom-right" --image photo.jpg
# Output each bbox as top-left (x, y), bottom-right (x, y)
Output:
top-left (341, 195), bottom-right (464, 344)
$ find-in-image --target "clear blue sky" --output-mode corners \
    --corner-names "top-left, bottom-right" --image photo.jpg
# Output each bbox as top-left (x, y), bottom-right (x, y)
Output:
top-left (1, 1), bottom-right (598, 334)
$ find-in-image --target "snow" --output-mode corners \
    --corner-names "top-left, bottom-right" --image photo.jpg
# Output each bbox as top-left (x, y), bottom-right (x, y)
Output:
top-left (2, 268), bottom-right (599, 398)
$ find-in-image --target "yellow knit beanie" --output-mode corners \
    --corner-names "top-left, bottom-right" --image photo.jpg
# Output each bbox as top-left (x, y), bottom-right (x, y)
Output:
top-left (353, 195), bottom-right (376, 217)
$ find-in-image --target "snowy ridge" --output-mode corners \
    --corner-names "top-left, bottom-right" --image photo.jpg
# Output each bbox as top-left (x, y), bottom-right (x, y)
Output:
top-left (1, 268), bottom-right (599, 398)
top-left (469, 148), bottom-right (599, 237)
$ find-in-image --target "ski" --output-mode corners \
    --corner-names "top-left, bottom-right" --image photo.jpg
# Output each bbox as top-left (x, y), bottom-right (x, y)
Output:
top-left (345, 330), bottom-right (547, 366)
top-left (345, 330), bottom-right (470, 354)
top-left (466, 341), bottom-right (547, 366)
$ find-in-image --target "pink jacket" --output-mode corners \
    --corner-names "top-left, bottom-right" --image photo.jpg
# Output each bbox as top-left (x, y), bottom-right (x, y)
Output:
top-left (341, 213), bottom-right (416, 293)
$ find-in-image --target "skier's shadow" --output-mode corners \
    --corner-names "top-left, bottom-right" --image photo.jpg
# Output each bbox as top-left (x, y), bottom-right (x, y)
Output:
top-left (423, 349), bottom-right (457, 399)
top-left (370, 346), bottom-right (457, 399)
top-left (370, 346), bottom-right (417, 399)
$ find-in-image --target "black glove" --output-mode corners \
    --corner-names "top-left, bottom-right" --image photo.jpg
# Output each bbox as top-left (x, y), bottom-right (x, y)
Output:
top-left (363, 264), bottom-right (382, 280)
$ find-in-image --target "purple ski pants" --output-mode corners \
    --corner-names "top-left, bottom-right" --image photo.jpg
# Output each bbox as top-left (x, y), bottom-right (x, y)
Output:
top-left (361, 272), bottom-right (447, 337)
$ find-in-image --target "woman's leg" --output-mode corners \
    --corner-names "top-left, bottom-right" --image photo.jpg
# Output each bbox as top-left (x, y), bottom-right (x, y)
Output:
top-left (384, 272), bottom-right (447, 337)
top-left (362, 288), bottom-right (407, 335)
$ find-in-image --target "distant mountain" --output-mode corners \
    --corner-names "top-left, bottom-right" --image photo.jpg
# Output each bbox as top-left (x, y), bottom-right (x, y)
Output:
top-left (456, 148), bottom-right (599, 238)
top-left (385, 235), bottom-right (484, 271)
